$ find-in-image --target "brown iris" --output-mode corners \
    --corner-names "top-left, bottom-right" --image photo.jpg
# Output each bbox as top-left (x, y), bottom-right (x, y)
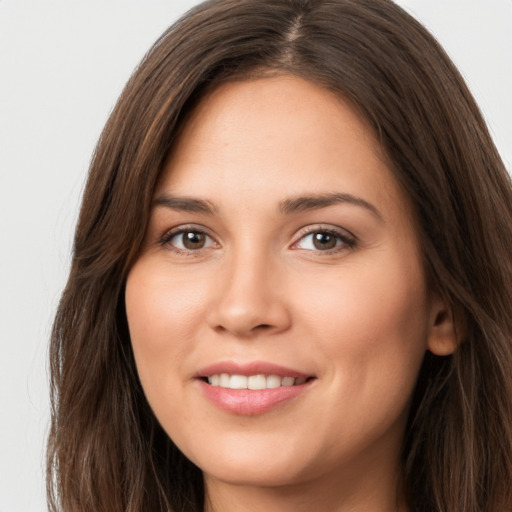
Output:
top-left (312, 232), bottom-right (337, 250)
top-left (182, 231), bottom-right (207, 249)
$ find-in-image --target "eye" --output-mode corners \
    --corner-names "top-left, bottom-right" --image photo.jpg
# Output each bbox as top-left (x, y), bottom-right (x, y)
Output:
top-left (293, 228), bottom-right (356, 252)
top-left (161, 228), bottom-right (217, 252)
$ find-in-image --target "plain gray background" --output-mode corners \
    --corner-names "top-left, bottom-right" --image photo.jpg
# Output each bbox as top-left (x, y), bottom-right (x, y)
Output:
top-left (1, 1), bottom-right (511, 510)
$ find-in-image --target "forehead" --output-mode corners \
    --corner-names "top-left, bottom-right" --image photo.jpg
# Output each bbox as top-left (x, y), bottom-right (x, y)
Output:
top-left (158, 75), bottom-right (412, 227)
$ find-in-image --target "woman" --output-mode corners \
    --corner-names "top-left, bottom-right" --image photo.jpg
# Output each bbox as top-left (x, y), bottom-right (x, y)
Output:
top-left (47, 0), bottom-right (512, 511)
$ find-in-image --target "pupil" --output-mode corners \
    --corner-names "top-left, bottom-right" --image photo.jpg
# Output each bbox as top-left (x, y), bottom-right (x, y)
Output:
top-left (313, 232), bottom-right (336, 250)
top-left (183, 232), bottom-right (205, 249)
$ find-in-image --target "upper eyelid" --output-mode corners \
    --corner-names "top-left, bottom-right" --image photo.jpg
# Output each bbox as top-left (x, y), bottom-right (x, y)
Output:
top-left (290, 225), bottom-right (357, 252)
top-left (159, 224), bottom-right (218, 245)
top-left (157, 223), bottom-right (356, 247)
top-left (292, 224), bottom-right (356, 241)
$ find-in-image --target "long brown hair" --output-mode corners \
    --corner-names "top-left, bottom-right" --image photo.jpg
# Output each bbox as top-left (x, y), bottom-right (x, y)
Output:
top-left (47, 1), bottom-right (512, 511)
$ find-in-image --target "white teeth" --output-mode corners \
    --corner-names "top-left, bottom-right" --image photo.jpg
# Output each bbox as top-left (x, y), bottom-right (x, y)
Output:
top-left (206, 373), bottom-right (307, 389)
top-left (229, 375), bottom-right (248, 389)
top-left (266, 375), bottom-right (281, 389)
top-left (248, 374), bottom-right (267, 390)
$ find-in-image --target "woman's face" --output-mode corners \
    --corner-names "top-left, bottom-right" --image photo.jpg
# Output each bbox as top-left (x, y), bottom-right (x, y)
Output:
top-left (125, 76), bottom-right (454, 494)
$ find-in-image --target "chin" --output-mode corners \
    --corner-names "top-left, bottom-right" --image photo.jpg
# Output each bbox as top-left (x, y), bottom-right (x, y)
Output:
top-left (182, 436), bottom-right (334, 487)
top-left (201, 459), bottom-right (308, 488)
top-left (181, 435), bottom-right (318, 488)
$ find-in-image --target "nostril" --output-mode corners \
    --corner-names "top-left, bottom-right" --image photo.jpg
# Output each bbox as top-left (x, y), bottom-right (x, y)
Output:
top-left (207, 297), bottom-right (291, 337)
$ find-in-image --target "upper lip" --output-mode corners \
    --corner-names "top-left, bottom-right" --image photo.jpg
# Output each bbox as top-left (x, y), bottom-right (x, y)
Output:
top-left (196, 361), bottom-right (313, 379)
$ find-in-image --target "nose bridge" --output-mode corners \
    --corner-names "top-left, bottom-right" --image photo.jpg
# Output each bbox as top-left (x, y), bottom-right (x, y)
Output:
top-left (208, 239), bottom-right (289, 336)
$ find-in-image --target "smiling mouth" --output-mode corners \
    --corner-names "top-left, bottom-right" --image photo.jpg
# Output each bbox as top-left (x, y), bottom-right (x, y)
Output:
top-left (197, 365), bottom-right (316, 414)
top-left (203, 374), bottom-right (312, 390)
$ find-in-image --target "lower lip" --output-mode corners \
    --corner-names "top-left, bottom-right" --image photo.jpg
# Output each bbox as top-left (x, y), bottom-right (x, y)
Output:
top-left (197, 379), bottom-right (312, 415)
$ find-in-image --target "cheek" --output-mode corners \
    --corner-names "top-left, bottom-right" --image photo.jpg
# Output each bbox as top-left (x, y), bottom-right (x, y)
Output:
top-left (289, 254), bottom-right (430, 460)
top-left (294, 249), bottom-right (430, 396)
top-left (124, 259), bottom-right (208, 387)
top-left (127, 259), bottom-right (207, 331)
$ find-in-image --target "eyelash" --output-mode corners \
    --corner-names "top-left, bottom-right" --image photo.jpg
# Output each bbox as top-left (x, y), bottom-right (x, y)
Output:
top-left (159, 225), bottom-right (357, 255)
top-left (291, 226), bottom-right (357, 254)
top-left (159, 225), bottom-right (217, 255)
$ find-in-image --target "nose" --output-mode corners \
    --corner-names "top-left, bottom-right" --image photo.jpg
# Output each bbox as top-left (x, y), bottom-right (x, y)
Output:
top-left (206, 249), bottom-right (291, 338)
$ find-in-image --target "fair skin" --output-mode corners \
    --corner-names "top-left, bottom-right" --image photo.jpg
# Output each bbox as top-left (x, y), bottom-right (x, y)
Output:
top-left (125, 75), bottom-right (457, 512)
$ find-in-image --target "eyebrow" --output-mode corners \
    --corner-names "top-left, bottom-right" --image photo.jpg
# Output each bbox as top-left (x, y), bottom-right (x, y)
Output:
top-left (279, 192), bottom-right (384, 221)
top-left (153, 191), bottom-right (383, 221)
top-left (153, 194), bottom-right (217, 214)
